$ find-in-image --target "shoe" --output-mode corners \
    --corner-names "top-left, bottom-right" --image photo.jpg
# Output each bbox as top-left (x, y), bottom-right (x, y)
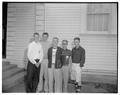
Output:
top-left (74, 82), bottom-right (78, 88)
top-left (75, 86), bottom-right (82, 93)
top-left (69, 80), bottom-right (76, 84)
top-left (36, 90), bottom-right (39, 93)
top-left (44, 91), bottom-right (48, 93)
top-left (95, 83), bottom-right (101, 88)
top-left (36, 90), bottom-right (43, 93)
top-left (75, 90), bottom-right (80, 93)
top-left (39, 91), bottom-right (43, 93)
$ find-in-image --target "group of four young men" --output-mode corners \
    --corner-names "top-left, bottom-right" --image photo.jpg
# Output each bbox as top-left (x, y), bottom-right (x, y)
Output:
top-left (26, 32), bottom-right (85, 93)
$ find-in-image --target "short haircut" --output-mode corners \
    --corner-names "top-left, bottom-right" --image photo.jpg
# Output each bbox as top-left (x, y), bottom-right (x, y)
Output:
top-left (62, 40), bottom-right (68, 44)
top-left (53, 37), bottom-right (59, 41)
top-left (42, 32), bottom-right (49, 37)
top-left (74, 37), bottom-right (80, 42)
top-left (33, 32), bottom-right (39, 37)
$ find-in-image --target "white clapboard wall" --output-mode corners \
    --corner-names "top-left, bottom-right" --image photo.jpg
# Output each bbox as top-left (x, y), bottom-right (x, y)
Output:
top-left (45, 4), bottom-right (117, 75)
top-left (7, 3), bottom-right (45, 68)
top-left (35, 3), bottom-right (45, 37)
top-left (45, 4), bottom-right (87, 49)
top-left (6, 3), bottom-right (117, 75)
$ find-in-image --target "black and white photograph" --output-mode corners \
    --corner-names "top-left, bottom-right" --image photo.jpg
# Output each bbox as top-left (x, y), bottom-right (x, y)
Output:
top-left (2, 1), bottom-right (118, 93)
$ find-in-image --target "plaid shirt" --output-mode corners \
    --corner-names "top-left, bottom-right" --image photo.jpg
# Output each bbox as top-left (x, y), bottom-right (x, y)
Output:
top-left (61, 49), bottom-right (71, 66)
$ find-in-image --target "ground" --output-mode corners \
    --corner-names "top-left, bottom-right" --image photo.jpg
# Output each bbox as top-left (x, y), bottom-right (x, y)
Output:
top-left (6, 81), bottom-right (117, 93)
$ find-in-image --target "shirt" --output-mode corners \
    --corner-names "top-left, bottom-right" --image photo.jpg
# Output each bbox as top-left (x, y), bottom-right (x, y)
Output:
top-left (27, 41), bottom-right (44, 64)
top-left (52, 48), bottom-right (57, 64)
top-left (72, 46), bottom-right (85, 67)
top-left (41, 41), bottom-right (51, 59)
top-left (61, 49), bottom-right (72, 66)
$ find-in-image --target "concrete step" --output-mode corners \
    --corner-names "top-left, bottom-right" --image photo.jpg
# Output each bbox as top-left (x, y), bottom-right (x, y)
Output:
top-left (2, 67), bottom-right (24, 80)
top-left (2, 60), bottom-right (10, 65)
top-left (2, 64), bottom-right (17, 72)
top-left (5, 81), bottom-right (26, 93)
top-left (3, 71), bottom-right (26, 91)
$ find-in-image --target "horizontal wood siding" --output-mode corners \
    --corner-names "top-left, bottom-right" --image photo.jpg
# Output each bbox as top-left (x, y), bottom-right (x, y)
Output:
top-left (45, 4), bottom-right (117, 75)
top-left (35, 3), bottom-right (45, 36)
top-left (7, 3), bottom-right (45, 68)
top-left (6, 3), bottom-right (117, 76)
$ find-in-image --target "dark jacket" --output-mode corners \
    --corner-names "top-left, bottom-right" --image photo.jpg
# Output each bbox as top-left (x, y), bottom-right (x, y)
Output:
top-left (48, 47), bottom-right (63, 69)
top-left (61, 49), bottom-right (71, 66)
top-left (72, 46), bottom-right (85, 67)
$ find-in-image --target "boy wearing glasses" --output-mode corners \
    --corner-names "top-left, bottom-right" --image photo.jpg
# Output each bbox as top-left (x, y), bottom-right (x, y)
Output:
top-left (61, 40), bottom-right (72, 92)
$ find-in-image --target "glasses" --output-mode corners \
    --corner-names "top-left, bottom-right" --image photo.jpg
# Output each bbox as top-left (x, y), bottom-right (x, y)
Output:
top-left (62, 43), bottom-right (68, 45)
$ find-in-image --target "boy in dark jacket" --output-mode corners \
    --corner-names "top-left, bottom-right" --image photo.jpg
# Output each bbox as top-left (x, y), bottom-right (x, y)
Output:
top-left (71, 37), bottom-right (85, 92)
top-left (47, 37), bottom-right (63, 92)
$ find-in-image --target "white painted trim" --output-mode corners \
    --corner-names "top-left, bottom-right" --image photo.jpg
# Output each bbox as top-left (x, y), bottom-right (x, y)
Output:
top-left (79, 31), bottom-right (117, 36)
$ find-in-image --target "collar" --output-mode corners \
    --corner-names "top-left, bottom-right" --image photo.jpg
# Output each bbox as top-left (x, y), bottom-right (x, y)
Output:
top-left (63, 48), bottom-right (68, 51)
top-left (33, 41), bottom-right (39, 44)
top-left (52, 47), bottom-right (58, 49)
top-left (75, 46), bottom-right (80, 50)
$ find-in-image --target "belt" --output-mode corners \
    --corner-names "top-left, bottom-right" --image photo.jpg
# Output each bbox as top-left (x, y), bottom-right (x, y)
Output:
top-left (73, 63), bottom-right (80, 64)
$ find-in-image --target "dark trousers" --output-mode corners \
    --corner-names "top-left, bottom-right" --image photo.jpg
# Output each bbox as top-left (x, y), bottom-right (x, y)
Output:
top-left (26, 61), bottom-right (40, 92)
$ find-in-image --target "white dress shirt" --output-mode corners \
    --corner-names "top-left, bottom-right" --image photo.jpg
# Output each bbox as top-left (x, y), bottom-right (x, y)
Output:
top-left (52, 48), bottom-right (57, 64)
top-left (27, 41), bottom-right (43, 64)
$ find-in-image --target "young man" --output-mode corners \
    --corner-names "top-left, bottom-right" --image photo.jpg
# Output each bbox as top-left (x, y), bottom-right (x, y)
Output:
top-left (26, 32), bottom-right (43, 92)
top-left (71, 37), bottom-right (85, 92)
top-left (48, 37), bottom-right (63, 92)
top-left (36, 32), bottom-right (50, 92)
top-left (61, 40), bottom-right (72, 92)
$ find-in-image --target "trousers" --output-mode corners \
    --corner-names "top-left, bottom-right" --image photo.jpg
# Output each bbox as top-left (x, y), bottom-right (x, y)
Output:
top-left (71, 63), bottom-right (82, 86)
top-left (37, 59), bottom-right (48, 92)
top-left (62, 65), bottom-right (70, 92)
top-left (26, 61), bottom-right (40, 92)
top-left (48, 64), bottom-right (62, 92)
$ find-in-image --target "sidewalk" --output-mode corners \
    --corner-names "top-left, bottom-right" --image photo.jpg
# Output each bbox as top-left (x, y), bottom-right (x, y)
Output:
top-left (6, 81), bottom-right (117, 93)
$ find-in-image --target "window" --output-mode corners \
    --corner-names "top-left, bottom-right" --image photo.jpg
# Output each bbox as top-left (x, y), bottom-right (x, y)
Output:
top-left (87, 13), bottom-right (109, 31)
top-left (87, 4), bottom-right (111, 32)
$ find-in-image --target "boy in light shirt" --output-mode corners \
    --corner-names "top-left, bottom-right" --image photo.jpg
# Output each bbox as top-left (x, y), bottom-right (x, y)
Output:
top-left (26, 32), bottom-right (43, 92)
top-left (36, 32), bottom-right (50, 92)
